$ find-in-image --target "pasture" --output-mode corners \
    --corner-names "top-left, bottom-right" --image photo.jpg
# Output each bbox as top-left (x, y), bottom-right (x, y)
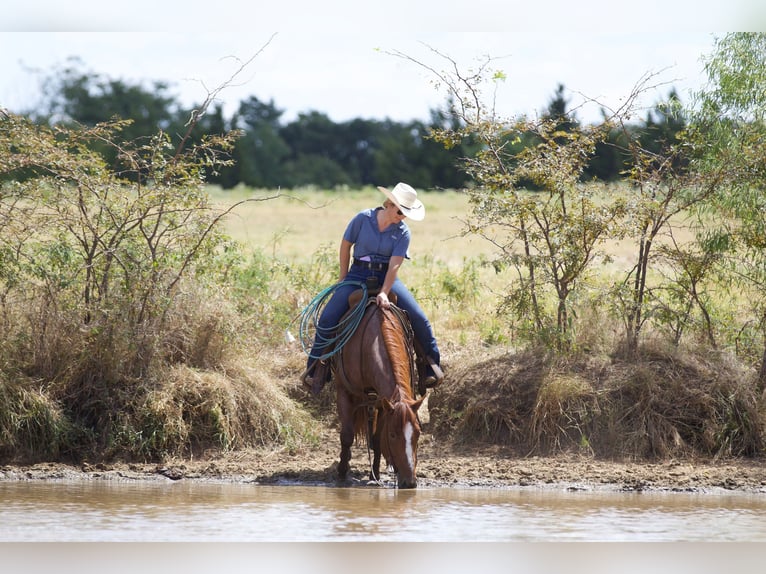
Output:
top-left (214, 185), bottom-right (491, 267)
top-left (213, 185), bottom-right (512, 353)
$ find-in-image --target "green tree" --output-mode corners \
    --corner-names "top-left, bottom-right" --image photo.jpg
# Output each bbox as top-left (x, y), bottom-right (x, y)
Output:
top-left (690, 32), bottom-right (766, 388)
top-left (279, 111), bottom-right (351, 187)
top-left (423, 105), bottom-right (475, 189)
top-left (601, 73), bottom-right (727, 357)
top-left (33, 58), bottom-right (180, 169)
top-left (403, 49), bottom-right (627, 349)
top-left (583, 116), bottom-right (633, 181)
top-left (227, 96), bottom-right (290, 189)
top-left (638, 89), bottom-right (688, 171)
top-left (543, 83), bottom-right (580, 135)
top-left (373, 119), bottom-right (434, 188)
top-left (0, 113), bottom-right (239, 369)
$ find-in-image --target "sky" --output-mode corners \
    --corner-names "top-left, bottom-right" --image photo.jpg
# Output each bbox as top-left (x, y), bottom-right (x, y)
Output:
top-left (1, 1), bottom-right (762, 126)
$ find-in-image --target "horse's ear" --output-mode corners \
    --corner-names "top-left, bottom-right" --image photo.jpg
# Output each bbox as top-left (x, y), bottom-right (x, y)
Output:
top-left (411, 396), bottom-right (425, 412)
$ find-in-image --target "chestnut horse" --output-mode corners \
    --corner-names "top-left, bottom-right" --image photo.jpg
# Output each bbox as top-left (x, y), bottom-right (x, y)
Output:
top-left (332, 300), bottom-right (424, 488)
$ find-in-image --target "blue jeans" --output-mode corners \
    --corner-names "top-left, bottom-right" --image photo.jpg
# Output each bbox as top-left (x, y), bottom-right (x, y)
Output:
top-left (307, 263), bottom-right (440, 369)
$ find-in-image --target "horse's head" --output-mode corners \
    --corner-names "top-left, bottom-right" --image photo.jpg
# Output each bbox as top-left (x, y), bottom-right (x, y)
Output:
top-left (378, 396), bottom-right (424, 489)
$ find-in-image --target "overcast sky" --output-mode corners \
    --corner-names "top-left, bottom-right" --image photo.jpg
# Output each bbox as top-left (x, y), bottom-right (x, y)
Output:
top-left (1, 1), bottom-right (761, 125)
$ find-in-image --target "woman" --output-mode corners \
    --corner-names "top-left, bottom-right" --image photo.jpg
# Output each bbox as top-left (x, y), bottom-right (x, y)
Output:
top-left (302, 182), bottom-right (443, 394)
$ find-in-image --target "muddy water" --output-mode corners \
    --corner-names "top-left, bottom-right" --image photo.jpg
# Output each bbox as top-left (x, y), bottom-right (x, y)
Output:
top-left (1, 480), bottom-right (765, 542)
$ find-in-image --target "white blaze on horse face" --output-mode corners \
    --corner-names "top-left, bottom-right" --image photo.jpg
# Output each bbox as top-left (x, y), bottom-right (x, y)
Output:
top-left (403, 421), bottom-right (415, 474)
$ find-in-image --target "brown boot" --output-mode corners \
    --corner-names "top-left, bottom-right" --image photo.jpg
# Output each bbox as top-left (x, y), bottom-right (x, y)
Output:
top-left (424, 357), bottom-right (444, 387)
top-left (301, 360), bottom-right (330, 395)
top-left (417, 356), bottom-right (443, 395)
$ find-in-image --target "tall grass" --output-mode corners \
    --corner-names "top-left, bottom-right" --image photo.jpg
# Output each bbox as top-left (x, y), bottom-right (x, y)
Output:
top-left (1, 180), bottom-right (763, 462)
top-left (215, 185), bottom-right (764, 459)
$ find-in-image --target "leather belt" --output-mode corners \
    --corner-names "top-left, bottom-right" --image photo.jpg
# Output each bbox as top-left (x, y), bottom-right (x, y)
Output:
top-left (353, 258), bottom-right (388, 271)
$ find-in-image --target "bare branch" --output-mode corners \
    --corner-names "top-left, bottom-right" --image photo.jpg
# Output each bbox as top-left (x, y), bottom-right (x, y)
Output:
top-left (172, 32), bottom-right (278, 161)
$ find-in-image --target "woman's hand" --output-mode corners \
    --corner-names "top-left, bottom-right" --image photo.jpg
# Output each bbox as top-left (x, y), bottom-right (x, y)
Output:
top-left (376, 291), bottom-right (391, 310)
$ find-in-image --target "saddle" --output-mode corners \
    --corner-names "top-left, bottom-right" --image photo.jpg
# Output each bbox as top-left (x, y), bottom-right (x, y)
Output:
top-left (303, 277), bottom-right (393, 395)
top-left (304, 277), bottom-right (440, 397)
top-left (347, 276), bottom-right (397, 308)
top-left (354, 278), bottom-right (442, 395)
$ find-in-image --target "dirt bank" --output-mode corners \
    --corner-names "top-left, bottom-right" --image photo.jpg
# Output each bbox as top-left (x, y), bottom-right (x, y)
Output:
top-left (2, 424), bottom-right (765, 493)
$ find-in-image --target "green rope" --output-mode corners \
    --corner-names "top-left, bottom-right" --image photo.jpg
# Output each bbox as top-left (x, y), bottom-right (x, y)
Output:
top-left (299, 280), bottom-right (369, 361)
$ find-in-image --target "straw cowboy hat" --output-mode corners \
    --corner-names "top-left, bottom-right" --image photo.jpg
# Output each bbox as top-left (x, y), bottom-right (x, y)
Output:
top-left (377, 182), bottom-right (426, 221)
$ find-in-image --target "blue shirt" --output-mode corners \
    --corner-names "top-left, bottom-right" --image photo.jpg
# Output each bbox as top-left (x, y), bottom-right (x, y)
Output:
top-left (343, 208), bottom-right (410, 263)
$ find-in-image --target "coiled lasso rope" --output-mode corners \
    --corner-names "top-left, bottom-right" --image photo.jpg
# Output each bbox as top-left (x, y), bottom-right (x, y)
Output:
top-left (299, 280), bottom-right (369, 361)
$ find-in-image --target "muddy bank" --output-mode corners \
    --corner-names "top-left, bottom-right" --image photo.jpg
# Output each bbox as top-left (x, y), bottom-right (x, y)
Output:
top-left (3, 428), bottom-right (765, 493)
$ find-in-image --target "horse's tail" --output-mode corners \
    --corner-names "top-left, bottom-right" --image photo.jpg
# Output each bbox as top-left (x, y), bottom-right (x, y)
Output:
top-left (353, 403), bottom-right (373, 444)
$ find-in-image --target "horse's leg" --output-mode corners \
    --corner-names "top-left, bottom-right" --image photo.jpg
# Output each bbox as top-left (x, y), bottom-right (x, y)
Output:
top-left (336, 391), bottom-right (354, 481)
top-left (370, 412), bottom-right (382, 481)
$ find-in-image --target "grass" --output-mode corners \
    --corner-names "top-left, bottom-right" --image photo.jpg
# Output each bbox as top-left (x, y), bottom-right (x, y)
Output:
top-left (213, 185), bottom-right (509, 349)
top-left (211, 184), bottom-right (764, 460)
top-left (430, 342), bottom-right (763, 459)
top-left (1, 182), bottom-right (763, 463)
top-left (215, 185), bottom-right (488, 265)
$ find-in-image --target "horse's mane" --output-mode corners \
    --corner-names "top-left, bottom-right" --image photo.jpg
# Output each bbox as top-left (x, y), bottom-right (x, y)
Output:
top-left (348, 305), bottom-right (415, 444)
top-left (379, 306), bottom-right (414, 400)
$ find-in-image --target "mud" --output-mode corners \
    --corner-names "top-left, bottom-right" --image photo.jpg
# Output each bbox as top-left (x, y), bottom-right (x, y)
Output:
top-left (3, 427), bottom-right (765, 493)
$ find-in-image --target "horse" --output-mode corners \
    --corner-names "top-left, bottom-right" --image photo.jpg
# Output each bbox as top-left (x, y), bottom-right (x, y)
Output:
top-left (332, 296), bottom-right (424, 489)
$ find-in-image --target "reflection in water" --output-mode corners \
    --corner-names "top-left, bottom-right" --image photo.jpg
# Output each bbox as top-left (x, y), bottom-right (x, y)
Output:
top-left (1, 480), bottom-right (765, 542)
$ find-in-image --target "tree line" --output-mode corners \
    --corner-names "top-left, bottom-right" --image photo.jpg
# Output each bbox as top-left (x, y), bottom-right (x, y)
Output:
top-left (10, 59), bottom-right (686, 190)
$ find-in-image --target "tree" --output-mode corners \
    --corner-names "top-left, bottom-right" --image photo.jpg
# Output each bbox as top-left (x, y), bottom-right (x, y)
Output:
top-left (597, 73), bottom-right (728, 357)
top-left (423, 105), bottom-right (475, 189)
top-left (689, 33), bottom-right (766, 389)
top-left (0, 112), bottom-right (240, 367)
top-left (583, 117), bottom-right (633, 182)
top-left (226, 96), bottom-right (290, 189)
top-left (393, 48), bottom-right (628, 350)
top-left (278, 111), bottom-right (354, 187)
top-left (543, 83), bottom-right (580, 134)
top-left (638, 89), bottom-right (688, 171)
top-left (32, 58), bottom-right (181, 170)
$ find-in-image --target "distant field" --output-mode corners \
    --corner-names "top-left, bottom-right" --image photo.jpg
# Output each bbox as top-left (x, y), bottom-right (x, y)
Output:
top-left (208, 185), bottom-right (705, 352)
top-left (209, 185), bottom-right (694, 269)
top-left (210, 186), bottom-right (497, 268)
top-left (209, 185), bottom-right (511, 349)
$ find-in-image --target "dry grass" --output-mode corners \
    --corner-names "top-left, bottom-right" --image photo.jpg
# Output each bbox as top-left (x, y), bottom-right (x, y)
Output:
top-left (0, 374), bottom-right (72, 461)
top-left (0, 271), bottom-right (323, 463)
top-left (430, 342), bottom-right (763, 459)
top-left (215, 186), bottom-right (487, 266)
top-left (138, 360), bottom-right (319, 459)
top-left (1, 183), bottom-right (763, 464)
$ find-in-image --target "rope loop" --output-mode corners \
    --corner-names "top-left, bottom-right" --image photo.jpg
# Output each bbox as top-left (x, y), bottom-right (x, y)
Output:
top-left (299, 280), bottom-right (369, 361)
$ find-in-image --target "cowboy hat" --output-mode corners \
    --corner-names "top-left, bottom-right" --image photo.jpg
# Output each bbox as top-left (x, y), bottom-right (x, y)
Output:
top-left (377, 182), bottom-right (426, 221)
